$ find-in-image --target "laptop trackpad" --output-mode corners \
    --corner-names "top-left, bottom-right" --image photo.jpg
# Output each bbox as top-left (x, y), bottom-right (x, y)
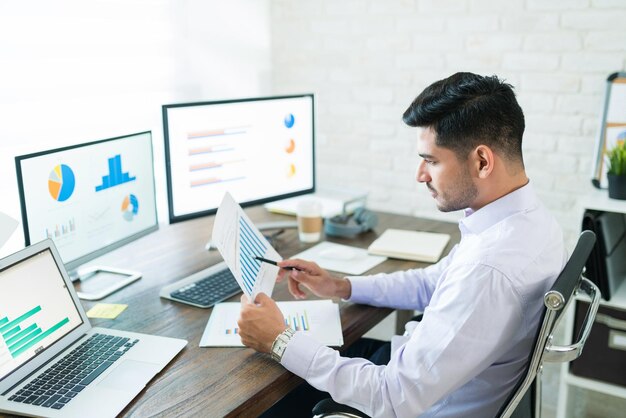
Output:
top-left (98, 360), bottom-right (161, 390)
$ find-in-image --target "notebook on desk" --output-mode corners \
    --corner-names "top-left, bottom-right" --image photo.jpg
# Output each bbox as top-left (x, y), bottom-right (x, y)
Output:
top-left (0, 239), bottom-right (187, 418)
top-left (368, 228), bottom-right (451, 263)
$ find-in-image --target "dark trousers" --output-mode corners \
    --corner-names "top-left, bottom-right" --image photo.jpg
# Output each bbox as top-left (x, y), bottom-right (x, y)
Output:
top-left (259, 338), bottom-right (391, 418)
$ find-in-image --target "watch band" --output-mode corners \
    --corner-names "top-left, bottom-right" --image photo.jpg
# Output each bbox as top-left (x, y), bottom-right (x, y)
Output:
top-left (270, 327), bottom-right (295, 362)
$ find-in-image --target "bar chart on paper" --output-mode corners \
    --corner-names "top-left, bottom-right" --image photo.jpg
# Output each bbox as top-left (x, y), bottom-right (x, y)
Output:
top-left (238, 216), bottom-right (267, 294)
top-left (199, 300), bottom-right (344, 347)
top-left (285, 309), bottom-right (310, 331)
top-left (0, 305), bottom-right (70, 365)
top-left (212, 192), bottom-right (281, 299)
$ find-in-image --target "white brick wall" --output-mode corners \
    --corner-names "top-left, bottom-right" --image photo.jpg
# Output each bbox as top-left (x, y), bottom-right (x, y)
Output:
top-left (271, 0), bottom-right (626, 253)
top-left (270, 1), bottom-right (626, 416)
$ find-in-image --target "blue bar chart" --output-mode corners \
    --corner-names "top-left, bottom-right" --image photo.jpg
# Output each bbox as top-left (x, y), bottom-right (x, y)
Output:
top-left (284, 310), bottom-right (310, 331)
top-left (95, 154), bottom-right (136, 191)
top-left (0, 306), bottom-right (70, 359)
top-left (238, 216), bottom-right (267, 294)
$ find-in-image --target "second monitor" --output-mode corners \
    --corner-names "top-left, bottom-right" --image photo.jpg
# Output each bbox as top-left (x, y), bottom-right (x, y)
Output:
top-left (162, 94), bottom-right (315, 224)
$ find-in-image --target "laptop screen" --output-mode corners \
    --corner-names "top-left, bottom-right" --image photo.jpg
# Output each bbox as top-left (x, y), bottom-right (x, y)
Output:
top-left (0, 249), bottom-right (84, 382)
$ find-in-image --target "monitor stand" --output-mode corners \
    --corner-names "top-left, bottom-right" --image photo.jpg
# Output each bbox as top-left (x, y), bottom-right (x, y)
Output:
top-left (205, 220), bottom-right (297, 250)
top-left (71, 265), bottom-right (142, 300)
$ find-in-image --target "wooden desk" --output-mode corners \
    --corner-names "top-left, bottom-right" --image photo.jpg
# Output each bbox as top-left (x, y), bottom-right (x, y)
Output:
top-left (3, 208), bottom-right (459, 417)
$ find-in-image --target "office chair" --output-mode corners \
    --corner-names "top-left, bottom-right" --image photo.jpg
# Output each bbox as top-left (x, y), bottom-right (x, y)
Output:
top-left (312, 230), bottom-right (601, 418)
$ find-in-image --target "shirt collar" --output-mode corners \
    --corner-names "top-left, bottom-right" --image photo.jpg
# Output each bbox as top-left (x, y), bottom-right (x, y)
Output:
top-left (458, 181), bottom-right (538, 235)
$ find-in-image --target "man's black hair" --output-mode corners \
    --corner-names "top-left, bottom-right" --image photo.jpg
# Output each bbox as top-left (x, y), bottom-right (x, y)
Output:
top-left (403, 72), bottom-right (525, 164)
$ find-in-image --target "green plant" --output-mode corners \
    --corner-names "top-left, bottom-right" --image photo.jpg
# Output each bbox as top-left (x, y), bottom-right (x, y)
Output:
top-left (607, 140), bottom-right (626, 176)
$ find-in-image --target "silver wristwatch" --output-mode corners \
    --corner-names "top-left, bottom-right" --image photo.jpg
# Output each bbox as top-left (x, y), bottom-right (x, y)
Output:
top-left (270, 328), bottom-right (295, 362)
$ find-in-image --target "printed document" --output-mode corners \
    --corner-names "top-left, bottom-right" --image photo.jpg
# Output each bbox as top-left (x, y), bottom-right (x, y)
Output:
top-left (292, 241), bottom-right (387, 275)
top-left (200, 300), bottom-right (344, 347)
top-left (212, 192), bottom-right (282, 300)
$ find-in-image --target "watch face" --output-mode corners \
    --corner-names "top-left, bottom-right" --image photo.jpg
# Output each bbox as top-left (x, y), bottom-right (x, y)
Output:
top-left (271, 329), bottom-right (294, 361)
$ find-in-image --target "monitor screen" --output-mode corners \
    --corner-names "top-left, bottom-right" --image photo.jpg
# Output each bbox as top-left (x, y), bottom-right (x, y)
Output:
top-left (162, 94), bottom-right (315, 223)
top-left (15, 131), bottom-right (158, 273)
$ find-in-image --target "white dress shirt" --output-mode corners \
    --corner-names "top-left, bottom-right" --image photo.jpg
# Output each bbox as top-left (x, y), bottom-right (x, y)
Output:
top-left (280, 183), bottom-right (566, 418)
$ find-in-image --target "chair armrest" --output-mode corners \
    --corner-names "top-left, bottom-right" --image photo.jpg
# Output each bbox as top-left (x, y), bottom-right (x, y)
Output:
top-left (312, 398), bottom-right (370, 418)
top-left (543, 278), bottom-right (601, 363)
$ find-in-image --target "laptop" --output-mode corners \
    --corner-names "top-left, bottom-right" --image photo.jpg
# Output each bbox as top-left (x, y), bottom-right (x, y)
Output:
top-left (0, 239), bottom-right (187, 418)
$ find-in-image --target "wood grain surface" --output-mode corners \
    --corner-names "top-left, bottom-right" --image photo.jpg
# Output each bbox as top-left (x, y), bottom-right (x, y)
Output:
top-left (1, 208), bottom-right (459, 418)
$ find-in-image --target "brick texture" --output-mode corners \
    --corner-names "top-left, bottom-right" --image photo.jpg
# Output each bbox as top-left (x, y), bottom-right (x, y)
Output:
top-left (270, 0), bottom-right (626, 251)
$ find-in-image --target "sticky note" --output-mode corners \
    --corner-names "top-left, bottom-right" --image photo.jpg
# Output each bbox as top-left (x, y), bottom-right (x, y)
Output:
top-left (86, 303), bottom-right (128, 319)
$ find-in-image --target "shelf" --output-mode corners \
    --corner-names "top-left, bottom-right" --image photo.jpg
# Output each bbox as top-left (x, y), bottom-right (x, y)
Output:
top-left (557, 192), bottom-right (626, 417)
top-left (580, 185), bottom-right (626, 214)
top-left (564, 373), bottom-right (626, 398)
top-left (602, 275), bottom-right (626, 308)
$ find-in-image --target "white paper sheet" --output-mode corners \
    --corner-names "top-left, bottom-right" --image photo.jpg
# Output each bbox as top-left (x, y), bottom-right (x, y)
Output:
top-left (212, 192), bottom-right (282, 300)
top-left (292, 241), bottom-right (387, 275)
top-left (200, 300), bottom-right (344, 347)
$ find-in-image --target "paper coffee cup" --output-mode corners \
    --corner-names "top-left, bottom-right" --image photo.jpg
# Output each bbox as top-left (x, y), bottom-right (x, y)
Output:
top-left (296, 201), bottom-right (323, 243)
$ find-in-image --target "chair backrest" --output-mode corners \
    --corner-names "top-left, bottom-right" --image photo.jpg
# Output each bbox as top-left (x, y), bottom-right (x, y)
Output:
top-left (498, 230), bottom-right (600, 418)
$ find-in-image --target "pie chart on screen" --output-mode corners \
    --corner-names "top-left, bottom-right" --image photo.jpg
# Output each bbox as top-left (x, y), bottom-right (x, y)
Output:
top-left (284, 113), bottom-right (295, 128)
top-left (48, 164), bottom-right (76, 202)
top-left (121, 194), bottom-right (139, 221)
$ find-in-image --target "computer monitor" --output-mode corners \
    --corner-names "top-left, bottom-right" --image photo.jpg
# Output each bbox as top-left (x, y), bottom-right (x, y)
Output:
top-left (162, 94), bottom-right (315, 224)
top-left (14, 131), bottom-right (158, 286)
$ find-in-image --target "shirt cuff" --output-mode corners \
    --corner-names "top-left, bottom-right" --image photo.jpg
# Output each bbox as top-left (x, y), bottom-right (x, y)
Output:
top-left (280, 332), bottom-right (323, 378)
top-left (345, 275), bottom-right (372, 304)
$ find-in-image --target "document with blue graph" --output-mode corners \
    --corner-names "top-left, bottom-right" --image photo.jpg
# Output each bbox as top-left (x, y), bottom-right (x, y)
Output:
top-left (200, 300), bottom-right (344, 347)
top-left (212, 192), bottom-right (282, 300)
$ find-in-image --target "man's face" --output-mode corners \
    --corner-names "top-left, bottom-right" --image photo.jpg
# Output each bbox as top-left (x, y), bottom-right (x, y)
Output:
top-left (415, 127), bottom-right (478, 212)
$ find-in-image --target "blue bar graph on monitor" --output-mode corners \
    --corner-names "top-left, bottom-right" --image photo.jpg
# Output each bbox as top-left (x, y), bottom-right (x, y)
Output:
top-left (238, 216), bottom-right (267, 294)
top-left (95, 154), bottom-right (136, 192)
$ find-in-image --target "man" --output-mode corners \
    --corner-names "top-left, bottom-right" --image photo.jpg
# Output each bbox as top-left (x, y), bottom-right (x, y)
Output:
top-left (238, 72), bottom-right (566, 417)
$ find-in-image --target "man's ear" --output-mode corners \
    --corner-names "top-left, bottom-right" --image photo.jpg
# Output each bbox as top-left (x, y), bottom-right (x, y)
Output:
top-left (472, 145), bottom-right (494, 179)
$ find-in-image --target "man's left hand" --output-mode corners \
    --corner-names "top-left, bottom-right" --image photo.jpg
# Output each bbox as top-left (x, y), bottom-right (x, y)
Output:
top-left (238, 293), bottom-right (287, 353)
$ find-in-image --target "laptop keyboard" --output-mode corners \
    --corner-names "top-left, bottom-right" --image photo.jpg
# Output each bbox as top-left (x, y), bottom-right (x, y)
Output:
top-left (8, 333), bottom-right (138, 410)
top-left (170, 268), bottom-right (240, 308)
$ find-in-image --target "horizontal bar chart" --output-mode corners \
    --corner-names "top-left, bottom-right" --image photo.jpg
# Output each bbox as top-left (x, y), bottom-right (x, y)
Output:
top-left (189, 159), bottom-right (245, 172)
top-left (188, 145), bottom-right (234, 156)
top-left (189, 176), bottom-right (245, 188)
top-left (0, 306), bottom-right (42, 335)
top-left (10, 317), bottom-right (70, 358)
top-left (187, 126), bottom-right (250, 140)
top-left (1, 306), bottom-right (70, 359)
top-left (6, 323), bottom-right (38, 346)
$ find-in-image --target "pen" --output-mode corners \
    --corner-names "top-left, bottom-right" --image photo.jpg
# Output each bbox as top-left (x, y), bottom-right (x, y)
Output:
top-left (254, 256), bottom-right (300, 271)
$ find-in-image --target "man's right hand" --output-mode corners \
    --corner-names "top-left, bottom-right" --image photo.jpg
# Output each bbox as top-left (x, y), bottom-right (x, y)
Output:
top-left (277, 258), bottom-right (352, 300)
